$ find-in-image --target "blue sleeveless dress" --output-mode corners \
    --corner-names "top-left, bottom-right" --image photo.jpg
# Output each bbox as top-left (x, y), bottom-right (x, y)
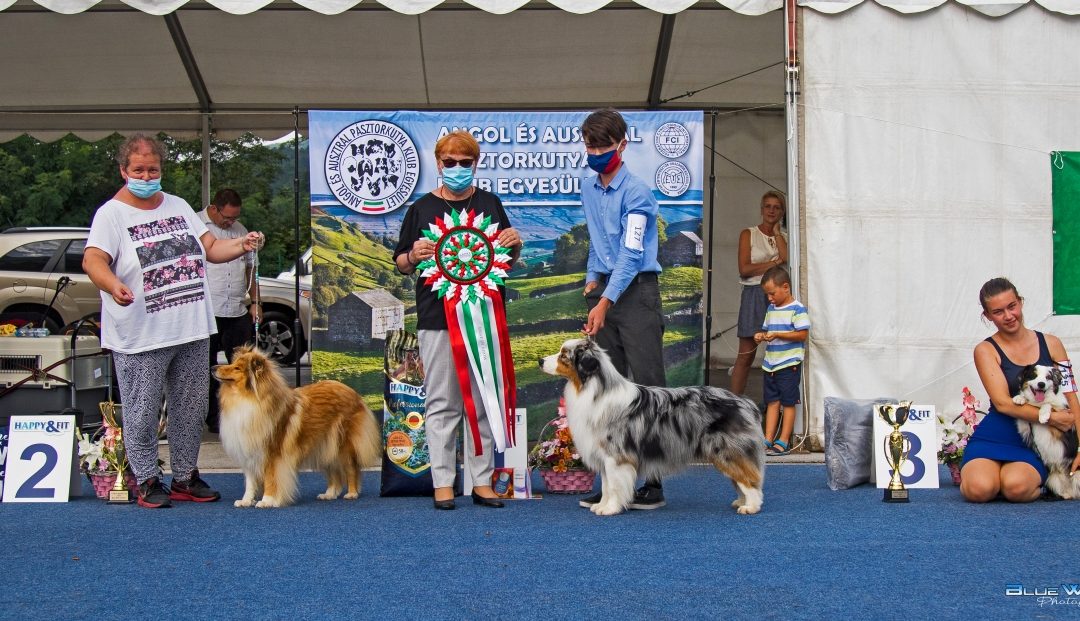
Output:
top-left (960, 332), bottom-right (1049, 483)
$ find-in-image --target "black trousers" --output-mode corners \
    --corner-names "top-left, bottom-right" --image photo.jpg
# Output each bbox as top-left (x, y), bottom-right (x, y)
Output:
top-left (207, 313), bottom-right (254, 428)
top-left (587, 274), bottom-right (666, 489)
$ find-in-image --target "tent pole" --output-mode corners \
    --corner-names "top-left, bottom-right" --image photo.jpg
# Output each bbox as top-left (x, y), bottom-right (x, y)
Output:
top-left (785, 0), bottom-right (810, 443)
top-left (704, 110), bottom-right (717, 386)
top-left (201, 114), bottom-right (210, 210)
top-left (292, 106), bottom-right (302, 386)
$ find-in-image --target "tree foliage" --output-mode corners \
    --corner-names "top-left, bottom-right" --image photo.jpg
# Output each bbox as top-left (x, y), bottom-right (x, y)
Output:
top-left (553, 223), bottom-right (590, 274)
top-left (0, 132), bottom-right (311, 277)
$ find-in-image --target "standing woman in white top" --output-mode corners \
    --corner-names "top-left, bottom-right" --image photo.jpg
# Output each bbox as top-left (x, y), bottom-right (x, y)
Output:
top-left (82, 134), bottom-right (264, 508)
top-left (730, 191), bottom-right (788, 396)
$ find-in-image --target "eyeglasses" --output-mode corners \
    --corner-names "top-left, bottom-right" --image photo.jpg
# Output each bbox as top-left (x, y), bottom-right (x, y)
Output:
top-left (441, 158), bottom-right (474, 168)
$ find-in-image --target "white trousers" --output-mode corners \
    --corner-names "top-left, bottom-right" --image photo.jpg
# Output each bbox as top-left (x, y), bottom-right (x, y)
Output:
top-left (418, 329), bottom-right (495, 489)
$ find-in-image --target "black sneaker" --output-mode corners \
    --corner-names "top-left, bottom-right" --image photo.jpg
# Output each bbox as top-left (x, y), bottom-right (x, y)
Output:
top-left (578, 491), bottom-right (602, 508)
top-left (137, 477), bottom-right (172, 509)
top-left (628, 485), bottom-right (666, 510)
top-left (170, 469), bottom-right (221, 502)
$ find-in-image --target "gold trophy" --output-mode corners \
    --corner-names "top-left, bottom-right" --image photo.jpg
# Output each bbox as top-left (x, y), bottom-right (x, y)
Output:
top-left (878, 401), bottom-right (913, 503)
top-left (101, 402), bottom-right (134, 504)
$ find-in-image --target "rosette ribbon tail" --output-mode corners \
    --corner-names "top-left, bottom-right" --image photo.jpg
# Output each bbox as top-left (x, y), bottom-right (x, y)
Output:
top-left (489, 289), bottom-right (517, 443)
top-left (456, 296), bottom-right (512, 454)
top-left (444, 301), bottom-right (484, 456)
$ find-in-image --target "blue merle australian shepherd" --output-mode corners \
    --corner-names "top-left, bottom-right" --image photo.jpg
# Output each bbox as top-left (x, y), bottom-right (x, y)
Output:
top-left (540, 338), bottom-right (766, 516)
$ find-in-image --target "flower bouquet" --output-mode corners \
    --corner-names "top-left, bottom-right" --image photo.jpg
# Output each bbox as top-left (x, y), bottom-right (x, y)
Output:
top-left (77, 403), bottom-right (136, 499)
top-left (529, 400), bottom-right (595, 494)
top-left (937, 387), bottom-right (984, 485)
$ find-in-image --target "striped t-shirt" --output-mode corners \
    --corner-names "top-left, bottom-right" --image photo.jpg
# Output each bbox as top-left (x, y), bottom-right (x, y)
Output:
top-left (761, 299), bottom-right (810, 372)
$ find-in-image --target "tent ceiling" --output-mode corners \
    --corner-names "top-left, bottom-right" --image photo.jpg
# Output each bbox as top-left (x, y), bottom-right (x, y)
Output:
top-left (5, 0), bottom-right (1070, 141)
top-left (0, 0), bottom-right (787, 141)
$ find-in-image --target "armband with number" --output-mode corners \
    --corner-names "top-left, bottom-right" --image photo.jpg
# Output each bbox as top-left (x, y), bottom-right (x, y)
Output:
top-left (1058, 360), bottom-right (1077, 394)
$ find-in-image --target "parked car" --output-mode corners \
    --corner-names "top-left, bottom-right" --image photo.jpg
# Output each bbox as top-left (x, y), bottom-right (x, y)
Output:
top-left (0, 227), bottom-right (311, 363)
top-left (277, 246), bottom-right (312, 287)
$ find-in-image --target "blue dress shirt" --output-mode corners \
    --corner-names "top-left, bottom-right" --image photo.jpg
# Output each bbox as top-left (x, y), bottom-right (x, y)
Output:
top-left (581, 165), bottom-right (662, 304)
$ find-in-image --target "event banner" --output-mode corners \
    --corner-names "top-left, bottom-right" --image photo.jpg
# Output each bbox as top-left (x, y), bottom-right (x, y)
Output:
top-left (308, 110), bottom-right (704, 439)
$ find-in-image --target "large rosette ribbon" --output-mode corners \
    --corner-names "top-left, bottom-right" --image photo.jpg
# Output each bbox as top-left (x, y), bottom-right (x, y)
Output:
top-left (416, 208), bottom-right (517, 455)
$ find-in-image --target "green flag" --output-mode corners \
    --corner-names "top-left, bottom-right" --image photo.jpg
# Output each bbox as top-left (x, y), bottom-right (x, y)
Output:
top-left (1052, 151), bottom-right (1080, 315)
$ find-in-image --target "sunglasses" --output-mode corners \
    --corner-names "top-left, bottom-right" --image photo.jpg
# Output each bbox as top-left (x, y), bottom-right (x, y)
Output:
top-left (441, 158), bottom-right (474, 168)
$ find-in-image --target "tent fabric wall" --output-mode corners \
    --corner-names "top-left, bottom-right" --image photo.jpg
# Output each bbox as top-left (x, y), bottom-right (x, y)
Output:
top-left (801, 1), bottom-right (1080, 436)
top-left (706, 110), bottom-right (788, 368)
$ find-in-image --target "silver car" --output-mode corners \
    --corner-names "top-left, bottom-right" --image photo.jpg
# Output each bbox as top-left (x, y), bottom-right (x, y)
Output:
top-left (0, 227), bottom-right (311, 363)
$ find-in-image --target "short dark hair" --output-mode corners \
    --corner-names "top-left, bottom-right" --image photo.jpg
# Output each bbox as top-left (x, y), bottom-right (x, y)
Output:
top-left (116, 133), bottom-right (167, 168)
top-left (762, 265), bottom-right (790, 287)
top-left (212, 188), bottom-right (242, 209)
top-left (979, 277), bottom-right (1021, 312)
top-left (581, 108), bottom-right (627, 148)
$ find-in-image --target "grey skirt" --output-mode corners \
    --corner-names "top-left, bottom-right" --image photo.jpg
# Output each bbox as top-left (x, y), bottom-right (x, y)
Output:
top-left (737, 284), bottom-right (769, 338)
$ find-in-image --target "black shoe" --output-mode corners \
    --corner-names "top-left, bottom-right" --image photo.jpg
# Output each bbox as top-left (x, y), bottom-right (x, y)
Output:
top-left (629, 485), bottom-right (666, 510)
top-left (578, 491), bottom-right (602, 508)
top-left (137, 476), bottom-right (172, 509)
top-left (471, 491), bottom-right (505, 508)
top-left (433, 498), bottom-right (457, 510)
top-left (169, 469), bottom-right (221, 502)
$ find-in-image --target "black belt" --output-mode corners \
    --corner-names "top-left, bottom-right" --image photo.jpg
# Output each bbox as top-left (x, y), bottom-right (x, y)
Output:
top-left (597, 272), bottom-right (658, 286)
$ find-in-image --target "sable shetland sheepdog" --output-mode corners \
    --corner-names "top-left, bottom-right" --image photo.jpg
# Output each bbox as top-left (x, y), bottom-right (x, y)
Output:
top-left (540, 338), bottom-right (766, 516)
top-left (213, 346), bottom-right (382, 508)
top-left (1013, 364), bottom-right (1080, 499)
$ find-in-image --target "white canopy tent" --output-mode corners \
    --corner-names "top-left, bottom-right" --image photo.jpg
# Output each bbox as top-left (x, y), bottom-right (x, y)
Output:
top-left (2, 0), bottom-right (1079, 440)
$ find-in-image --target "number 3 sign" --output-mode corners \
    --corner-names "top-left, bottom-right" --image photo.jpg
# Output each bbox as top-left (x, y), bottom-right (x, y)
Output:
top-left (872, 404), bottom-right (940, 489)
top-left (2, 415), bottom-right (75, 503)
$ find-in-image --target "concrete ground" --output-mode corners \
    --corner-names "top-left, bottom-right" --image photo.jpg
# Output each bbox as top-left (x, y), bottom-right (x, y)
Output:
top-left (163, 360), bottom-right (820, 473)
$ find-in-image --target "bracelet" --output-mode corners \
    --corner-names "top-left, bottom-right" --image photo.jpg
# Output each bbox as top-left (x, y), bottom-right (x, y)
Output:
top-left (408, 250), bottom-right (417, 267)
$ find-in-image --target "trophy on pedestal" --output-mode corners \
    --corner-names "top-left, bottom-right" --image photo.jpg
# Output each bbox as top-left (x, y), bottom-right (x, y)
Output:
top-left (878, 401), bottom-right (913, 503)
top-left (101, 402), bottom-right (134, 504)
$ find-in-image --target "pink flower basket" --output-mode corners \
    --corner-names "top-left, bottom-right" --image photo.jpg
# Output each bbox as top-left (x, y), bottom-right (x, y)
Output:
top-left (947, 463), bottom-right (962, 486)
top-left (538, 468), bottom-right (595, 494)
top-left (88, 471), bottom-right (138, 500)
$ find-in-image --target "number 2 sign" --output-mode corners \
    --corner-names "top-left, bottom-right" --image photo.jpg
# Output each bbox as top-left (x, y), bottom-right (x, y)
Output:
top-left (2, 415), bottom-right (75, 503)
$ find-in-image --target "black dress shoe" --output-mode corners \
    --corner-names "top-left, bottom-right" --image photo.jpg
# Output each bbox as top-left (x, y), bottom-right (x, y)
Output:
top-left (471, 491), bottom-right (505, 508)
top-left (433, 498), bottom-right (456, 510)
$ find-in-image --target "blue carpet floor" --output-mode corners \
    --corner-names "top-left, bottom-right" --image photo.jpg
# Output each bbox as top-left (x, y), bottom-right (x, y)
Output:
top-left (0, 464), bottom-right (1076, 620)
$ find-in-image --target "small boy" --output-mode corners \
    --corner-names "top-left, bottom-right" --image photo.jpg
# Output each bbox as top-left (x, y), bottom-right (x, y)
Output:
top-left (753, 266), bottom-right (810, 456)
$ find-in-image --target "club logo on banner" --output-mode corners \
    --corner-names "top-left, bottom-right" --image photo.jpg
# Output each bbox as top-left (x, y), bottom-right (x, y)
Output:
top-left (324, 120), bottom-right (421, 215)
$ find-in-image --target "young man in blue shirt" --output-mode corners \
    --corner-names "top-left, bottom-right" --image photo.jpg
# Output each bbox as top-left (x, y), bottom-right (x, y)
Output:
top-left (578, 108), bottom-right (667, 510)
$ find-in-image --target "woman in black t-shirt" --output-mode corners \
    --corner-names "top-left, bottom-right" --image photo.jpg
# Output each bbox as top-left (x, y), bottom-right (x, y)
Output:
top-left (394, 130), bottom-right (522, 510)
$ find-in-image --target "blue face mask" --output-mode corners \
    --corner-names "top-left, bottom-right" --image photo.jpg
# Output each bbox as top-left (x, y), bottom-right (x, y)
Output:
top-left (586, 147), bottom-right (621, 175)
top-left (126, 177), bottom-right (161, 199)
top-left (441, 165), bottom-right (474, 193)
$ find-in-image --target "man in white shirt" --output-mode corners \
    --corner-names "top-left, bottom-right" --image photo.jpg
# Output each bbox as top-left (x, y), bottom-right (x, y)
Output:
top-left (198, 189), bottom-right (259, 433)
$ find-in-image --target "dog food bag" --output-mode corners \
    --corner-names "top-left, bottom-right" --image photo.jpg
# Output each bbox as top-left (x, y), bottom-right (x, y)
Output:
top-left (491, 467), bottom-right (514, 498)
top-left (380, 330), bottom-right (436, 496)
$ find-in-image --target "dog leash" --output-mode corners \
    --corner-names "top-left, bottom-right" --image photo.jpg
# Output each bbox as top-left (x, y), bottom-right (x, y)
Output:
top-left (247, 240), bottom-right (260, 336)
